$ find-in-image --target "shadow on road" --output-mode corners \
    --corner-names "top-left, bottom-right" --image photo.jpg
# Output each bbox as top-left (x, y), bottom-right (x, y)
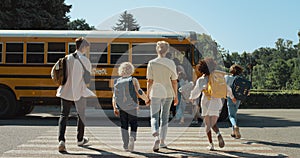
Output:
top-left (242, 139), bottom-right (300, 150)
top-left (237, 113), bottom-right (300, 128)
top-left (222, 150), bottom-right (288, 158)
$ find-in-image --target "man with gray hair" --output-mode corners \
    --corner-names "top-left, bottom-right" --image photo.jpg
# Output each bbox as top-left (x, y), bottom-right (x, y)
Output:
top-left (147, 41), bottom-right (178, 152)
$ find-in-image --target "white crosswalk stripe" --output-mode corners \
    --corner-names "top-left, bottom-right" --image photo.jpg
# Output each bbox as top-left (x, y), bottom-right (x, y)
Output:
top-left (1, 126), bottom-right (287, 157)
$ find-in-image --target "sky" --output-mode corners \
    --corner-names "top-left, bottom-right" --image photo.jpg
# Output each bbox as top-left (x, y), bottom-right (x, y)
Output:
top-left (65, 0), bottom-right (299, 53)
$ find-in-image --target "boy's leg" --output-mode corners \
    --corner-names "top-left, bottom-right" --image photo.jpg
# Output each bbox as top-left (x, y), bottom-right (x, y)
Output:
top-left (227, 98), bottom-right (238, 128)
top-left (120, 110), bottom-right (129, 149)
top-left (129, 109), bottom-right (138, 140)
top-left (58, 99), bottom-right (73, 142)
top-left (75, 97), bottom-right (86, 142)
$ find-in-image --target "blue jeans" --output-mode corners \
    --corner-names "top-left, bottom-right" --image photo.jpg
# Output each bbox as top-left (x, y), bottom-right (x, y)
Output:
top-left (175, 96), bottom-right (186, 120)
top-left (150, 97), bottom-right (173, 141)
top-left (227, 97), bottom-right (241, 128)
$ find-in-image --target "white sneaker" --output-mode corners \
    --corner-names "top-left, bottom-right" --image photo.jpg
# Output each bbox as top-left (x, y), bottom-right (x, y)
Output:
top-left (153, 139), bottom-right (160, 152)
top-left (160, 143), bottom-right (167, 148)
top-left (207, 143), bottom-right (214, 151)
top-left (77, 137), bottom-right (89, 146)
top-left (58, 141), bottom-right (66, 152)
top-left (128, 136), bottom-right (135, 151)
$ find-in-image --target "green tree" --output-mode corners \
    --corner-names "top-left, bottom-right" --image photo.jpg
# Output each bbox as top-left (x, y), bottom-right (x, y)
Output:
top-left (68, 19), bottom-right (95, 30)
top-left (252, 64), bottom-right (267, 89)
top-left (265, 59), bottom-right (290, 89)
top-left (0, 0), bottom-right (71, 29)
top-left (112, 11), bottom-right (140, 31)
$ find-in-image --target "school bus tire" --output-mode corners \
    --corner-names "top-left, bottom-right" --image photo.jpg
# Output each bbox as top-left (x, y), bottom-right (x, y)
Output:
top-left (16, 104), bottom-right (34, 116)
top-left (0, 88), bottom-right (17, 118)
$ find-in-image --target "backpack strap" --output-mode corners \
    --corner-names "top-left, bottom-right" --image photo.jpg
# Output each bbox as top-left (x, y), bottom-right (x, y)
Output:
top-left (73, 53), bottom-right (89, 72)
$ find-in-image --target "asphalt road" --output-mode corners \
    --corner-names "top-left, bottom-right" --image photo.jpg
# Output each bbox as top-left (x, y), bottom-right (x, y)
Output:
top-left (0, 107), bottom-right (299, 157)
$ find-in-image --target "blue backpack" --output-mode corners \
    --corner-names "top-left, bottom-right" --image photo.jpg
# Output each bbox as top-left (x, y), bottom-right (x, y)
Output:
top-left (231, 76), bottom-right (252, 101)
top-left (114, 77), bottom-right (138, 110)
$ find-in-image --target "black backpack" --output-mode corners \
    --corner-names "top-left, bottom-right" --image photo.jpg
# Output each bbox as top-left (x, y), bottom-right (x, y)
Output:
top-left (231, 76), bottom-right (252, 101)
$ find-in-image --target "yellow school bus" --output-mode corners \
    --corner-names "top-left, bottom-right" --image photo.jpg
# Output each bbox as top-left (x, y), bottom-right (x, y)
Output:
top-left (0, 30), bottom-right (200, 117)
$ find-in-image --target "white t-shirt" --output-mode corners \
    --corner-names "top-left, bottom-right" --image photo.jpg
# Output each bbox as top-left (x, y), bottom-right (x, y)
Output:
top-left (56, 51), bottom-right (96, 101)
top-left (147, 57), bottom-right (178, 98)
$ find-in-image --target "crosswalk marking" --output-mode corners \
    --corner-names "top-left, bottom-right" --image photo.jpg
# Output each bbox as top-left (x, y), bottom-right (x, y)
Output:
top-left (2, 126), bottom-right (287, 157)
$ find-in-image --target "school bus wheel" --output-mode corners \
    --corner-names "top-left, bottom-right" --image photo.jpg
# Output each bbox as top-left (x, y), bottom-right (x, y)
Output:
top-left (0, 88), bottom-right (17, 118)
top-left (16, 104), bottom-right (34, 116)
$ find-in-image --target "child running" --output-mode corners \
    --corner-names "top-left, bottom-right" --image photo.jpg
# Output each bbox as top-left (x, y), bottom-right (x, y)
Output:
top-left (189, 58), bottom-right (236, 151)
top-left (112, 62), bottom-right (149, 152)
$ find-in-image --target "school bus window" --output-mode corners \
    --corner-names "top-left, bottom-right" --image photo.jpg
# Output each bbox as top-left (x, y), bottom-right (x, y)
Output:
top-left (47, 42), bottom-right (65, 63)
top-left (27, 43), bottom-right (44, 63)
top-left (6, 43), bottom-right (23, 63)
top-left (68, 43), bottom-right (76, 53)
top-left (132, 43), bottom-right (156, 64)
top-left (0, 43), bottom-right (2, 63)
top-left (110, 43), bottom-right (129, 64)
top-left (90, 43), bottom-right (108, 64)
top-left (169, 44), bottom-right (191, 62)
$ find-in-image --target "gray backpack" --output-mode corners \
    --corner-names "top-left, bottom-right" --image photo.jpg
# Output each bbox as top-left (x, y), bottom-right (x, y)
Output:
top-left (114, 77), bottom-right (138, 110)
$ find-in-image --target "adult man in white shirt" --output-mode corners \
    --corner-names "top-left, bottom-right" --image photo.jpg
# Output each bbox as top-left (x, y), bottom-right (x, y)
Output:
top-left (147, 41), bottom-right (178, 152)
top-left (57, 37), bottom-right (96, 152)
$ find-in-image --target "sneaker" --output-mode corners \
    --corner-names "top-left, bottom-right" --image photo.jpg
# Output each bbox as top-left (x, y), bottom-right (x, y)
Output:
top-left (160, 143), bottom-right (167, 148)
top-left (128, 136), bottom-right (135, 151)
top-left (77, 137), bottom-right (89, 146)
top-left (58, 141), bottom-right (66, 152)
top-left (206, 143), bottom-right (214, 151)
top-left (234, 127), bottom-right (241, 139)
top-left (230, 133), bottom-right (236, 138)
top-left (152, 131), bottom-right (159, 137)
top-left (191, 120), bottom-right (198, 125)
top-left (217, 134), bottom-right (225, 148)
top-left (153, 139), bottom-right (160, 152)
top-left (124, 148), bottom-right (129, 152)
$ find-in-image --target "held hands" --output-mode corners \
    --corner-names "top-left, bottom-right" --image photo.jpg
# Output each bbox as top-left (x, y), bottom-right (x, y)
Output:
top-left (145, 98), bottom-right (151, 106)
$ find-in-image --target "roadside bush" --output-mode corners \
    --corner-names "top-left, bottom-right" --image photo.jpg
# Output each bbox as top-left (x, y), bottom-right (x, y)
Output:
top-left (241, 90), bottom-right (300, 108)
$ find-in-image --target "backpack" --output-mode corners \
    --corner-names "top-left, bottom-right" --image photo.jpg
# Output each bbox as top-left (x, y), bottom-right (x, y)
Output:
top-left (114, 77), bottom-right (138, 110)
top-left (203, 70), bottom-right (227, 99)
top-left (231, 76), bottom-right (251, 101)
top-left (51, 56), bottom-right (67, 85)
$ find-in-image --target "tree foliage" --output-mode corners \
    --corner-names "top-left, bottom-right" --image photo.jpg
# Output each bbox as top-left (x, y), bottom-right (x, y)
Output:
top-left (112, 11), bottom-right (140, 31)
top-left (68, 19), bottom-right (95, 30)
top-left (221, 34), bottom-right (300, 90)
top-left (0, 0), bottom-right (71, 29)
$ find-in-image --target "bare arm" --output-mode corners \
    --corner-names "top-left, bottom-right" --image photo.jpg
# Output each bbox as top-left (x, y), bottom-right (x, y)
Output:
top-left (112, 93), bottom-right (119, 116)
top-left (146, 79), bottom-right (154, 105)
top-left (133, 78), bottom-right (149, 103)
top-left (171, 80), bottom-right (178, 106)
